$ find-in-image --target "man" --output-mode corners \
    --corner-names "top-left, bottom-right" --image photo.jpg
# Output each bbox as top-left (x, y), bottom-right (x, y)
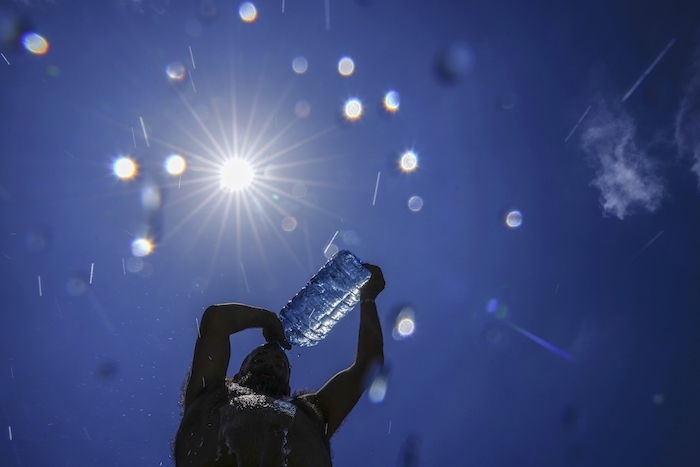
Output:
top-left (175, 264), bottom-right (385, 466)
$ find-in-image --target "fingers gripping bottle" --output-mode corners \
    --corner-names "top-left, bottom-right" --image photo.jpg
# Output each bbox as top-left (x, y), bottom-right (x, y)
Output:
top-left (279, 250), bottom-right (372, 347)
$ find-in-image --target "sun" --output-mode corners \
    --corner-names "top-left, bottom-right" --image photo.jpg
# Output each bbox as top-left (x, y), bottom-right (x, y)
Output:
top-left (220, 158), bottom-right (254, 192)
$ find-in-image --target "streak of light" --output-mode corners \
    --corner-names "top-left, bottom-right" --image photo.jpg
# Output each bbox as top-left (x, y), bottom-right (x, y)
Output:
top-left (1, 53), bottom-right (9, 65)
top-left (632, 230), bottom-right (664, 260)
top-left (564, 105), bottom-right (591, 143)
top-left (151, 333), bottom-right (164, 349)
top-left (122, 258), bottom-right (126, 275)
top-left (8, 426), bottom-right (11, 441)
top-left (196, 318), bottom-right (201, 338)
top-left (89, 263), bottom-right (94, 284)
top-left (2, 252), bottom-right (9, 259)
top-left (38, 276), bottom-right (42, 296)
top-left (555, 283), bottom-right (560, 294)
top-left (325, 0), bottom-right (330, 31)
top-left (389, 420), bottom-right (392, 434)
top-left (282, 0), bottom-right (285, 13)
top-left (179, 175), bottom-right (182, 188)
top-left (622, 39), bottom-right (676, 103)
top-left (189, 71), bottom-right (196, 93)
top-left (83, 427), bottom-right (91, 441)
top-left (323, 231), bottom-right (338, 255)
top-left (140, 116), bottom-right (150, 147)
top-left (189, 46), bottom-right (196, 69)
top-left (55, 298), bottom-right (62, 318)
top-left (240, 262), bottom-right (250, 292)
top-left (500, 318), bottom-right (574, 362)
top-left (10, 367), bottom-right (13, 378)
top-left (64, 150), bottom-right (75, 158)
top-left (372, 172), bottom-right (381, 206)
top-left (132, 127), bottom-right (137, 148)
top-left (202, 377), bottom-right (206, 388)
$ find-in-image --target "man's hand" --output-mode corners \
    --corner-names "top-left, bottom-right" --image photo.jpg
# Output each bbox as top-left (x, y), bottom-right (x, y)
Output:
top-left (262, 312), bottom-right (292, 350)
top-left (361, 263), bottom-right (385, 300)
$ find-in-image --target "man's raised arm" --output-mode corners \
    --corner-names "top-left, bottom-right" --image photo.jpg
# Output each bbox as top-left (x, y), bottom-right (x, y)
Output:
top-left (309, 264), bottom-right (385, 437)
top-left (183, 303), bottom-right (290, 411)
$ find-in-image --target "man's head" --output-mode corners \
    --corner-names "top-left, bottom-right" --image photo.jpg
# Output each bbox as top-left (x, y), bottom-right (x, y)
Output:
top-left (232, 343), bottom-right (291, 397)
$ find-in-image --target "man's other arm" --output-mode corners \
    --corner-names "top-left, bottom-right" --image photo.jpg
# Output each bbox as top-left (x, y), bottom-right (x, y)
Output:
top-left (309, 264), bottom-right (385, 437)
top-left (183, 303), bottom-right (290, 411)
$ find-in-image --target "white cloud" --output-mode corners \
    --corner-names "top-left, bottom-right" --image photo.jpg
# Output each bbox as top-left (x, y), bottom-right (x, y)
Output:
top-left (675, 52), bottom-right (700, 188)
top-left (581, 107), bottom-right (664, 219)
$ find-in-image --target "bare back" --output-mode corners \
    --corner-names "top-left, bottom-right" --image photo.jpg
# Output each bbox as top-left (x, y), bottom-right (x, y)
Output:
top-left (176, 382), bottom-right (332, 467)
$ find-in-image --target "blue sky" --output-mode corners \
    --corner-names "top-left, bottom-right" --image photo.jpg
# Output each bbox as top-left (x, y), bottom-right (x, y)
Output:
top-left (1, 0), bottom-right (700, 465)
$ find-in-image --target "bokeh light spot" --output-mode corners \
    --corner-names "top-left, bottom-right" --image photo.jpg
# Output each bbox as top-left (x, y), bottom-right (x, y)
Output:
top-left (392, 306), bottom-right (416, 341)
top-left (185, 19), bottom-right (203, 37)
top-left (292, 183), bottom-right (307, 198)
top-left (400, 151), bottom-right (418, 172)
top-left (113, 157), bottom-right (137, 179)
top-left (165, 154), bottom-right (186, 175)
top-left (342, 230), bottom-right (359, 245)
top-left (505, 210), bottom-right (523, 228)
top-left (65, 276), bottom-right (88, 296)
top-left (126, 257), bottom-right (144, 273)
top-left (131, 238), bottom-right (153, 257)
top-left (324, 244), bottom-right (339, 259)
top-left (368, 376), bottom-right (388, 403)
top-left (384, 90), bottom-right (400, 112)
top-left (653, 393), bottom-right (664, 405)
top-left (500, 92), bottom-right (518, 110)
top-left (338, 56), bottom-right (355, 76)
top-left (397, 318), bottom-right (415, 336)
top-left (436, 41), bottom-right (475, 83)
top-left (166, 61), bottom-right (186, 81)
top-left (22, 33), bottom-right (48, 55)
top-left (239, 2), bottom-right (257, 22)
top-left (408, 196), bottom-right (423, 212)
top-left (344, 98), bottom-right (363, 120)
top-left (95, 359), bottom-right (120, 382)
top-left (200, 0), bottom-right (218, 17)
top-left (25, 225), bottom-right (51, 252)
top-left (141, 184), bottom-right (161, 210)
top-left (487, 298), bottom-right (499, 314)
top-left (295, 100), bottom-right (311, 118)
top-left (292, 56), bottom-right (308, 74)
top-left (281, 216), bottom-right (297, 232)
top-left (495, 303), bottom-right (509, 319)
top-left (220, 158), bottom-right (254, 192)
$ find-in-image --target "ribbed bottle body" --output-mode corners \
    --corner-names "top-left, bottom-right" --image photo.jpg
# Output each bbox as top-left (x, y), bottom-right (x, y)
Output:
top-left (279, 250), bottom-right (371, 347)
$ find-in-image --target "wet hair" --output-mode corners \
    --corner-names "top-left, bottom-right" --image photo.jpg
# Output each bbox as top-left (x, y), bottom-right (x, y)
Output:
top-left (238, 342), bottom-right (291, 374)
top-left (234, 343), bottom-right (292, 397)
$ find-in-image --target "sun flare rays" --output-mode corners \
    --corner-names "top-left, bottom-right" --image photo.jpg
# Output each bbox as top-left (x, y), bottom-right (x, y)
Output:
top-left (143, 69), bottom-right (343, 278)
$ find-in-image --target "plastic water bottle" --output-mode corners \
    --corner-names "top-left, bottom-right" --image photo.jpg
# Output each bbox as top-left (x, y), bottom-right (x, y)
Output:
top-left (279, 250), bottom-right (372, 347)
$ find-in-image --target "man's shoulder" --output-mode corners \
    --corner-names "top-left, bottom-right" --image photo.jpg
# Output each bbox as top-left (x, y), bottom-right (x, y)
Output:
top-left (292, 392), bottom-right (328, 433)
top-left (182, 383), bottom-right (228, 421)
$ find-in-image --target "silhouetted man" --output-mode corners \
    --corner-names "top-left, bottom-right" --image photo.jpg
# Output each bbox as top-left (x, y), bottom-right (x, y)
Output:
top-left (175, 264), bottom-right (385, 466)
